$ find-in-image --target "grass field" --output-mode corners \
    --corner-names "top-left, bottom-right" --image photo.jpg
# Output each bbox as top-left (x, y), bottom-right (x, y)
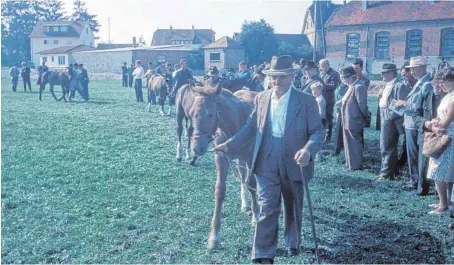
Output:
top-left (1, 79), bottom-right (454, 264)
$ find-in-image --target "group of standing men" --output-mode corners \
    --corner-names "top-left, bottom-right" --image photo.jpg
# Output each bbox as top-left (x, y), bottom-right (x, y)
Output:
top-left (8, 62), bottom-right (32, 92)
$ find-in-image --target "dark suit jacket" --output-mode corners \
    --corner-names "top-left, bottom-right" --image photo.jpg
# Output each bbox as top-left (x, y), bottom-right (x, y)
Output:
top-left (381, 78), bottom-right (409, 121)
top-left (320, 68), bottom-right (341, 104)
top-left (225, 88), bottom-right (325, 181)
top-left (341, 81), bottom-right (368, 130)
top-left (301, 74), bottom-right (324, 95)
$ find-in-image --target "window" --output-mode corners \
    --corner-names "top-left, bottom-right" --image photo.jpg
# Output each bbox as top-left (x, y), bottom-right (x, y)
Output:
top-left (210, 52), bottom-right (221, 61)
top-left (61, 26), bottom-right (68, 32)
top-left (375, 31), bottom-right (390, 59)
top-left (405, 29), bottom-right (422, 59)
top-left (44, 26), bottom-right (50, 32)
top-left (67, 40), bottom-right (72, 45)
top-left (53, 40), bottom-right (58, 44)
top-left (42, 57), bottom-right (47, 63)
top-left (158, 56), bottom-right (166, 63)
top-left (346, 33), bottom-right (360, 58)
top-left (440, 27), bottom-right (454, 57)
top-left (44, 40), bottom-right (49, 44)
top-left (58, 56), bottom-right (65, 65)
top-left (51, 57), bottom-right (54, 62)
top-left (53, 26), bottom-right (59, 32)
top-left (86, 28), bottom-right (88, 34)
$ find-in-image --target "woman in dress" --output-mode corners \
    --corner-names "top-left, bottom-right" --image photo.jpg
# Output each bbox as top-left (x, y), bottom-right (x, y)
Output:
top-left (426, 68), bottom-right (454, 215)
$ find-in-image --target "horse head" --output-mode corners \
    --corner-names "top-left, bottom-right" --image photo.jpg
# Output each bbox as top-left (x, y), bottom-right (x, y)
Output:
top-left (189, 81), bottom-right (223, 156)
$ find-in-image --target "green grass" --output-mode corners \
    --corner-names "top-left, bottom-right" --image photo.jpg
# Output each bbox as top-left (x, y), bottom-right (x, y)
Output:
top-left (2, 79), bottom-right (454, 264)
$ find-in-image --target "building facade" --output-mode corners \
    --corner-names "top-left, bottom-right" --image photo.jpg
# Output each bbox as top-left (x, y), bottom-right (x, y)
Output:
top-left (204, 36), bottom-right (245, 73)
top-left (29, 21), bottom-right (95, 67)
top-left (38, 45), bottom-right (97, 68)
top-left (324, 1), bottom-right (454, 74)
top-left (151, 26), bottom-right (215, 46)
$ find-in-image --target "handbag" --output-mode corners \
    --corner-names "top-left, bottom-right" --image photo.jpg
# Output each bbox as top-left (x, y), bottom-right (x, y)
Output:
top-left (422, 132), bottom-right (452, 159)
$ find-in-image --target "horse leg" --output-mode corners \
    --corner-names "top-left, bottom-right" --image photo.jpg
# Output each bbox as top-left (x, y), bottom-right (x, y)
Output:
top-left (237, 160), bottom-right (251, 213)
top-left (187, 123), bottom-right (198, 165)
top-left (159, 92), bottom-right (165, 116)
top-left (208, 153), bottom-right (229, 249)
top-left (176, 111), bottom-right (184, 162)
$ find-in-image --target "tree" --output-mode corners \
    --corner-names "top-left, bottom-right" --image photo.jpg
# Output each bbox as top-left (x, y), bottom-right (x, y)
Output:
top-left (70, 0), bottom-right (100, 32)
top-left (238, 19), bottom-right (278, 66)
top-left (187, 47), bottom-right (204, 70)
top-left (34, 0), bottom-right (67, 21)
top-left (138, 35), bottom-right (147, 47)
top-left (277, 41), bottom-right (313, 62)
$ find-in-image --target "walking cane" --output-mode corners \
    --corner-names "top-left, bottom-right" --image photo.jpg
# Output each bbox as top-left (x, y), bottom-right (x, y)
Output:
top-left (300, 164), bottom-right (320, 264)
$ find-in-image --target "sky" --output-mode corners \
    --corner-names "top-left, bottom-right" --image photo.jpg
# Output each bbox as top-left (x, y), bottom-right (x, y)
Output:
top-left (62, 0), bottom-right (320, 44)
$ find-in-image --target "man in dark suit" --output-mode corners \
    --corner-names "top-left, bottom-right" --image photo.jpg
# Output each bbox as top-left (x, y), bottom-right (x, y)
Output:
top-left (377, 64), bottom-right (409, 181)
top-left (121, 62), bottom-right (128, 87)
top-left (301, 61), bottom-right (323, 95)
top-left (128, 63), bottom-right (134, 87)
top-left (215, 55), bottom-right (325, 264)
top-left (340, 66), bottom-right (369, 171)
top-left (352, 58), bottom-right (370, 89)
top-left (319, 59), bottom-right (341, 143)
top-left (20, 62), bottom-right (31, 92)
top-left (79, 63), bottom-right (89, 100)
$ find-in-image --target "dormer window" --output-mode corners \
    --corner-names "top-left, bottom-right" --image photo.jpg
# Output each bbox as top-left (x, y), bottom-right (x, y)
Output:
top-left (61, 26), bottom-right (68, 32)
top-left (53, 26), bottom-right (59, 32)
top-left (44, 26), bottom-right (50, 32)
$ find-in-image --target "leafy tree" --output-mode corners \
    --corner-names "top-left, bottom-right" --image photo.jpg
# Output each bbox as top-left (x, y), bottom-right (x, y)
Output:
top-left (187, 47), bottom-right (204, 70)
top-left (70, 0), bottom-right (100, 32)
top-left (138, 35), bottom-right (147, 47)
top-left (277, 41), bottom-right (313, 62)
top-left (34, 0), bottom-right (67, 21)
top-left (238, 19), bottom-right (278, 66)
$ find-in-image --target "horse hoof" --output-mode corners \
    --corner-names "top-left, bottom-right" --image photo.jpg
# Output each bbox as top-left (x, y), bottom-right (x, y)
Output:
top-left (207, 237), bottom-right (220, 249)
top-left (176, 157), bottom-right (182, 162)
top-left (189, 160), bottom-right (196, 166)
top-left (241, 206), bottom-right (251, 213)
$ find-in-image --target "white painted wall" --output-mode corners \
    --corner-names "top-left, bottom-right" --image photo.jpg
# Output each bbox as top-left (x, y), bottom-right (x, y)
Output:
top-left (39, 53), bottom-right (69, 68)
top-left (204, 48), bottom-right (225, 73)
top-left (31, 24), bottom-right (95, 67)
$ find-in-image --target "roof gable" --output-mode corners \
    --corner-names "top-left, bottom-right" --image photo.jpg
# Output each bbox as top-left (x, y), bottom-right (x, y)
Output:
top-left (30, 20), bottom-right (90, 38)
top-left (326, 1), bottom-right (454, 27)
top-left (204, 36), bottom-right (242, 49)
top-left (151, 28), bottom-right (215, 46)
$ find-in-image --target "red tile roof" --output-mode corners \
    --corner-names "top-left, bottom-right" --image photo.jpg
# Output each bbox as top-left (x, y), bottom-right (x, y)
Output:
top-left (326, 1), bottom-right (454, 27)
top-left (204, 36), bottom-right (242, 49)
top-left (151, 28), bottom-right (215, 46)
top-left (37, 45), bottom-right (97, 54)
top-left (30, 20), bottom-right (90, 38)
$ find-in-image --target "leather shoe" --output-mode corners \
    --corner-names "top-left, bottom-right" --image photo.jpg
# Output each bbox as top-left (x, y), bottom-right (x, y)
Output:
top-left (286, 248), bottom-right (300, 257)
top-left (252, 258), bottom-right (274, 264)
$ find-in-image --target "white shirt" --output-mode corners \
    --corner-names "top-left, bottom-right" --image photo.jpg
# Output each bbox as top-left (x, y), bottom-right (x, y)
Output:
top-left (133, 66), bottom-right (144, 80)
top-left (270, 87), bottom-right (292, 137)
top-left (315, 95), bottom-right (326, 120)
top-left (379, 77), bottom-right (397, 108)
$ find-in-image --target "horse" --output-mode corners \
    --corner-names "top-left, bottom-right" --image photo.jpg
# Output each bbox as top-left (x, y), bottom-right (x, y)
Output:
top-left (39, 71), bottom-right (70, 101)
top-left (148, 74), bottom-right (171, 116)
top-left (185, 82), bottom-right (259, 249)
top-left (222, 72), bottom-right (265, 93)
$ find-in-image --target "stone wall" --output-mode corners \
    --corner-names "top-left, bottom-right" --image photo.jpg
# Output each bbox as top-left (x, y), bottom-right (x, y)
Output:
top-left (72, 50), bottom-right (133, 74)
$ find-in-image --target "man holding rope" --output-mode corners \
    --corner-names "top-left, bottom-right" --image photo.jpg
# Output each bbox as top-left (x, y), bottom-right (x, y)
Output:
top-left (215, 55), bottom-right (325, 264)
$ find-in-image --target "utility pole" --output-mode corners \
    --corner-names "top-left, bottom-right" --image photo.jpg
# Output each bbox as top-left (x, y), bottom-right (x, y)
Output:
top-left (312, 1), bottom-right (318, 62)
top-left (108, 17), bottom-right (111, 48)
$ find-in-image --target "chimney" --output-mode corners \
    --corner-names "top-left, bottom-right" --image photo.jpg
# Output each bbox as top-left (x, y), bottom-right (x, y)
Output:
top-left (192, 25), bottom-right (195, 30)
top-left (132, 37), bottom-right (136, 48)
top-left (362, 0), bottom-right (368, 10)
top-left (170, 25), bottom-right (173, 30)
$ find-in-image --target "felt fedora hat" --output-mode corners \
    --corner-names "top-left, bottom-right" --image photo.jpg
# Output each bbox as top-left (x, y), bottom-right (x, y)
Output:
top-left (262, 55), bottom-right (300, 76)
top-left (381, 63), bottom-right (398, 73)
top-left (340, 66), bottom-right (357, 78)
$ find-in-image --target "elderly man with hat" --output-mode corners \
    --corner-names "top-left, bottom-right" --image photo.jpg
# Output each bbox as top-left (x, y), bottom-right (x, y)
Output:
top-left (301, 61), bottom-right (324, 95)
top-left (204, 66), bottom-right (222, 87)
top-left (377, 64), bottom-right (409, 181)
top-left (395, 56), bottom-right (434, 194)
top-left (215, 55), bottom-right (325, 263)
top-left (340, 66), bottom-right (369, 170)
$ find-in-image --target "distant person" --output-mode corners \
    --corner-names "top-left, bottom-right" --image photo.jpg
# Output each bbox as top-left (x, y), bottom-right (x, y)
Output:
top-left (144, 62), bottom-right (156, 105)
top-left (233, 61), bottom-right (251, 82)
top-left (292, 59), bottom-right (306, 89)
top-left (438, 58), bottom-right (450, 73)
top-left (171, 59), bottom-right (193, 97)
top-left (172, 64), bottom-right (180, 79)
top-left (79, 63), bottom-right (89, 100)
top-left (132, 60), bottom-right (144, 102)
top-left (311, 82), bottom-right (327, 127)
top-left (319, 59), bottom-right (341, 143)
top-left (37, 61), bottom-right (49, 85)
top-left (340, 66), bottom-right (368, 171)
top-left (20, 62), bottom-right (31, 92)
top-left (301, 61), bottom-right (323, 95)
top-left (121, 62), bottom-right (128, 87)
top-left (128, 63), bottom-right (134, 87)
top-left (352, 58), bottom-right (370, 89)
top-left (333, 82), bottom-right (349, 155)
top-left (9, 63), bottom-right (19, 92)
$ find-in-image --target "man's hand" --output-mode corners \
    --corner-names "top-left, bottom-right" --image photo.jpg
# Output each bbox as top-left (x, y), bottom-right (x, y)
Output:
top-left (214, 143), bottom-right (230, 156)
top-left (432, 125), bottom-right (447, 134)
top-left (395, 100), bottom-right (406, 108)
top-left (294, 149), bottom-right (311, 166)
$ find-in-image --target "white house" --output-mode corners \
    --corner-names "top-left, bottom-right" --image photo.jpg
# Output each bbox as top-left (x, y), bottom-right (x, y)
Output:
top-left (37, 45), bottom-right (97, 69)
top-left (29, 20), bottom-right (95, 67)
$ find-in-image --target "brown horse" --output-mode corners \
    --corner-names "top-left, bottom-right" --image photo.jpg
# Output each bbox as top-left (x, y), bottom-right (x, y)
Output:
top-left (148, 74), bottom-right (171, 116)
top-left (39, 71), bottom-right (70, 101)
top-left (185, 82), bottom-right (259, 249)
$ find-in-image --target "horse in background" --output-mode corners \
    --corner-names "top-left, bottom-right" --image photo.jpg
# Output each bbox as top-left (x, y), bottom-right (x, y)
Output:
top-left (148, 74), bottom-right (171, 116)
top-left (185, 82), bottom-right (259, 249)
top-left (222, 71), bottom-right (265, 93)
top-left (38, 71), bottom-right (70, 101)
